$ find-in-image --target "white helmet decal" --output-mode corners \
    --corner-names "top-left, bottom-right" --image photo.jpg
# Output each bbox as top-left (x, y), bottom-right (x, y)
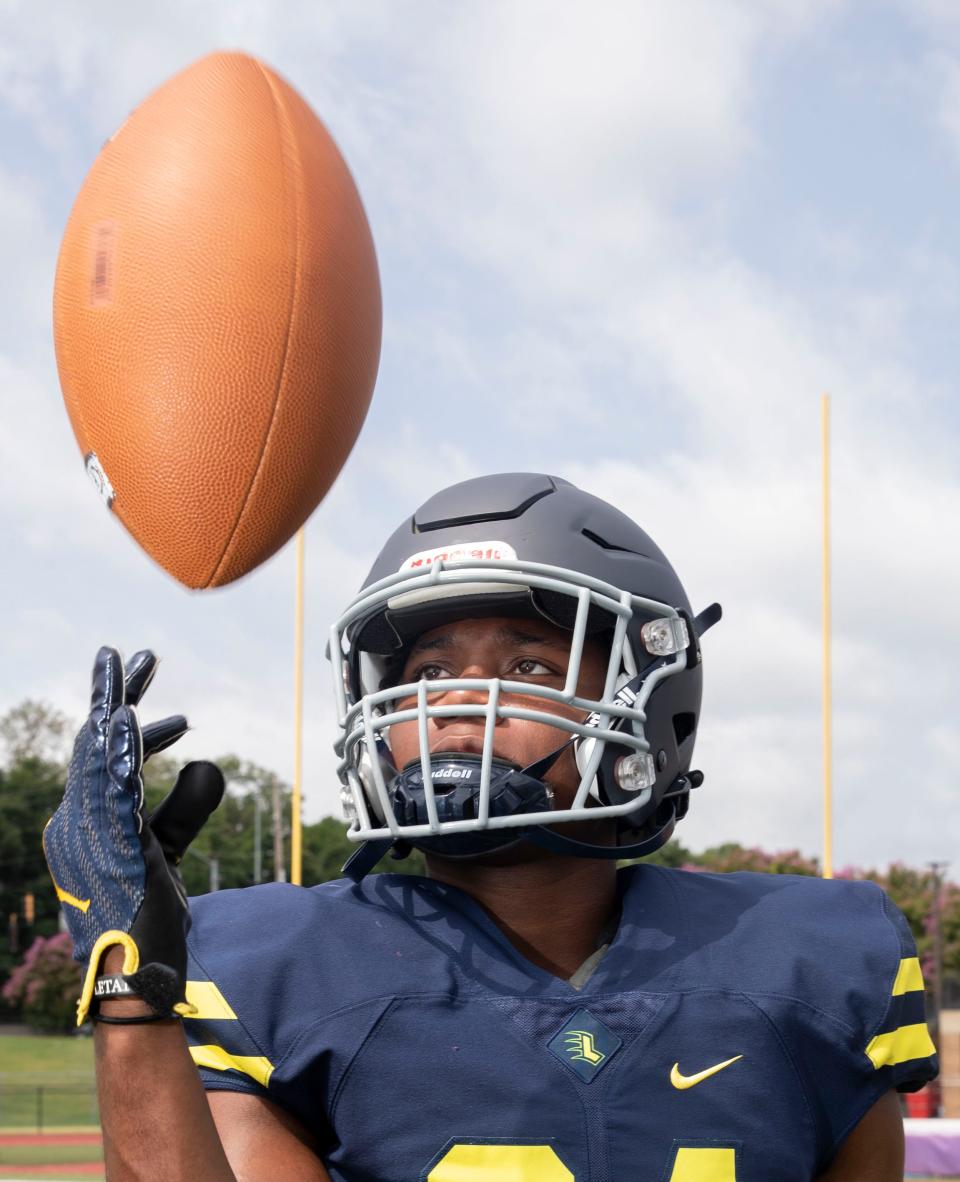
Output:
top-left (399, 541), bottom-right (518, 572)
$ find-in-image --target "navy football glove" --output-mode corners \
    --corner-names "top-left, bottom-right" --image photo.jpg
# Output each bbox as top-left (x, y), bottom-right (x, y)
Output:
top-left (43, 647), bottom-right (224, 1025)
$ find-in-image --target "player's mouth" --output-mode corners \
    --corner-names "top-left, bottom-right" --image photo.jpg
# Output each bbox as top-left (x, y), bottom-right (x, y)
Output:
top-left (430, 733), bottom-right (487, 758)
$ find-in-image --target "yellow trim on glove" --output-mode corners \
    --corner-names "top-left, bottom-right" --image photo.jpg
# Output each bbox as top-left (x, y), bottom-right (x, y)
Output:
top-left (76, 931), bottom-right (140, 1026)
top-left (52, 881), bottom-right (91, 913)
top-left (42, 823), bottom-right (92, 913)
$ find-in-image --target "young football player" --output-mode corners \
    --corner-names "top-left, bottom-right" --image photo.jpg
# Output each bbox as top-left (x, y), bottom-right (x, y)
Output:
top-left (43, 473), bottom-right (937, 1181)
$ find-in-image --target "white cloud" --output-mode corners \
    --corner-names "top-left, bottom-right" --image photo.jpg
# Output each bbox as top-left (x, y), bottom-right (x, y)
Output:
top-left (0, 0), bottom-right (956, 874)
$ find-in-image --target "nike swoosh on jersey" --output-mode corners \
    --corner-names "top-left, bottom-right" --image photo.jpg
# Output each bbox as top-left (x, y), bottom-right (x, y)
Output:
top-left (670, 1054), bottom-right (743, 1089)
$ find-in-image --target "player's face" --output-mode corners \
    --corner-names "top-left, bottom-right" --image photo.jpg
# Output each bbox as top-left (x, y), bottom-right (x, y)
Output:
top-left (387, 616), bottom-right (606, 808)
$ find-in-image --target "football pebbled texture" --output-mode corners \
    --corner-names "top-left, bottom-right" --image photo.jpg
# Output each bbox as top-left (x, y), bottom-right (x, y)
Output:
top-left (53, 51), bottom-right (381, 589)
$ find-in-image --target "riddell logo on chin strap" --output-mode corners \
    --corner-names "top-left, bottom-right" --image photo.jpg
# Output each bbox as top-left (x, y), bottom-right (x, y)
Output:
top-left (400, 541), bottom-right (518, 572)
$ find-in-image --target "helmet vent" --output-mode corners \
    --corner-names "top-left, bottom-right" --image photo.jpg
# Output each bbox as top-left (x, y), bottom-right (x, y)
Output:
top-left (580, 528), bottom-right (641, 555)
top-left (413, 475), bottom-right (558, 532)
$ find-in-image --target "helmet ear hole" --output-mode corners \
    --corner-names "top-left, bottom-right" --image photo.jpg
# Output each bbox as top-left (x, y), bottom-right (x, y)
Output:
top-left (672, 712), bottom-right (696, 747)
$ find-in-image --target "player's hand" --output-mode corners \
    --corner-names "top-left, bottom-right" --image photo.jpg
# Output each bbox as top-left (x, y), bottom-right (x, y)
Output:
top-left (42, 647), bottom-right (224, 1025)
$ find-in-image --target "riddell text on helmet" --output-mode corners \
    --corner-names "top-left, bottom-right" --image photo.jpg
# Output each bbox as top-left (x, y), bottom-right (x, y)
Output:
top-left (400, 541), bottom-right (518, 572)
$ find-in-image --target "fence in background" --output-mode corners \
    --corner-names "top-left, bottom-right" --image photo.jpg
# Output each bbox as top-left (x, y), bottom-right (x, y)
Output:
top-left (0, 1077), bottom-right (99, 1129)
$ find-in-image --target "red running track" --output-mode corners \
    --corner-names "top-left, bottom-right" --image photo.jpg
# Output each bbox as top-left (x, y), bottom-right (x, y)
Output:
top-left (0, 1129), bottom-right (100, 1148)
top-left (0, 1134), bottom-right (101, 1147)
top-left (0, 1164), bottom-right (103, 1175)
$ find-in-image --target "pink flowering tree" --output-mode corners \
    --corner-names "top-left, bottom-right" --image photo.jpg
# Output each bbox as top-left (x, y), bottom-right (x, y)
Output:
top-left (2, 933), bottom-right (81, 1033)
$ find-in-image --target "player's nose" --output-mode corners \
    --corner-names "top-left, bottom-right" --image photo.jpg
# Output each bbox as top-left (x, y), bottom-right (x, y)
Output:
top-left (430, 667), bottom-right (498, 725)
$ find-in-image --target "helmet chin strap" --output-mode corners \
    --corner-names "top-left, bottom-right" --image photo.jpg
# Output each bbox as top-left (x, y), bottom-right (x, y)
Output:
top-left (340, 742), bottom-right (685, 882)
top-left (342, 743), bottom-right (570, 883)
top-left (524, 797), bottom-right (679, 860)
top-left (342, 837), bottom-right (396, 882)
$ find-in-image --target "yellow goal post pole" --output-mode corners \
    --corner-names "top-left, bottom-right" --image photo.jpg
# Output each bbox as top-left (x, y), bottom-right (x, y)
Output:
top-left (821, 394), bottom-right (833, 880)
top-left (291, 526), bottom-right (305, 886)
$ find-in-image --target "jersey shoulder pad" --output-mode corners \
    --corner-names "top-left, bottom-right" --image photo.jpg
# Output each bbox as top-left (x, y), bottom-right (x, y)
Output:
top-left (652, 869), bottom-right (936, 1082)
top-left (642, 868), bottom-right (937, 1159)
top-left (657, 869), bottom-right (930, 1044)
top-left (183, 881), bottom-right (392, 1107)
top-left (182, 876), bottom-right (471, 1121)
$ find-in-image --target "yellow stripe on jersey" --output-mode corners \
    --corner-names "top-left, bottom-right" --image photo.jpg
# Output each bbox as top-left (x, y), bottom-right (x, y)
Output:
top-left (865, 1023), bottom-right (937, 1070)
top-left (428, 1144), bottom-right (574, 1180)
top-left (669, 1147), bottom-right (738, 1181)
top-left (189, 1044), bottom-right (274, 1088)
top-left (892, 957), bottom-right (924, 996)
top-left (185, 980), bottom-right (238, 1020)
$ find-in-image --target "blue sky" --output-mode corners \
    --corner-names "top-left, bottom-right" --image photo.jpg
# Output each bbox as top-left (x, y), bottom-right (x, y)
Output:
top-left (1, 0), bottom-right (957, 870)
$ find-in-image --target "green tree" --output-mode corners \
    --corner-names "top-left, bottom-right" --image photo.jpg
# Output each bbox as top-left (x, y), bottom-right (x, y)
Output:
top-left (0, 755), bottom-right (69, 986)
top-left (301, 818), bottom-right (426, 883)
top-left (142, 754), bottom-right (287, 894)
top-left (625, 840), bottom-right (818, 875)
top-left (856, 864), bottom-right (960, 990)
top-left (629, 838), bottom-right (692, 869)
top-left (695, 843), bottom-right (819, 876)
top-left (0, 700), bottom-right (72, 765)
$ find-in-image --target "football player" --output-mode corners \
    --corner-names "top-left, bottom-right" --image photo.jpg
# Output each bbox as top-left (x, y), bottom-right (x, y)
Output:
top-left (44, 473), bottom-right (937, 1181)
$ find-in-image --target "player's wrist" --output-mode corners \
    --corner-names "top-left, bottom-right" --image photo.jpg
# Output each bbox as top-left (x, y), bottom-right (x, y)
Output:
top-left (96, 1004), bottom-right (166, 1022)
top-left (95, 953), bottom-right (170, 1020)
top-left (94, 975), bottom-right (155, 1018)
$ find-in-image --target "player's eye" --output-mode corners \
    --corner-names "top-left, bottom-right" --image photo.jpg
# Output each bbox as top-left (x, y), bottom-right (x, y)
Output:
top-left (510, 657), bottom-right (556, 678)
top-left (414, 663), bottom-right (451, 681)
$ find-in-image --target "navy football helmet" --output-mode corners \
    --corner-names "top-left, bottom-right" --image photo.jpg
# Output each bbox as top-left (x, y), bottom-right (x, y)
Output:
top-left (329, 473), bottom-right (719, 876)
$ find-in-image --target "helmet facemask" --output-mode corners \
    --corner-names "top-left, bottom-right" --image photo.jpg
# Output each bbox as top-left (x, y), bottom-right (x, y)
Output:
top-left (330, 555), bottom-right (695, 859)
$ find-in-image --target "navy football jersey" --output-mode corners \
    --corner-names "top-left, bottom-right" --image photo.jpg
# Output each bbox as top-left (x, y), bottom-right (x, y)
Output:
top-left (184, 866), bottom-right (937, 1181)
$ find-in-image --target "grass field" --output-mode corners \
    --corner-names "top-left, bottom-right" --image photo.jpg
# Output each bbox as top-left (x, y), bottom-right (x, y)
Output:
top-left (0, 1127), bottom-right (103, 1181)
top-left (0, 1037), bottom-right (98, 1130)
top-left (0, 1032), bottom-right (102, 1182)
top-left (0, 1143), bottom-right (102, 1165)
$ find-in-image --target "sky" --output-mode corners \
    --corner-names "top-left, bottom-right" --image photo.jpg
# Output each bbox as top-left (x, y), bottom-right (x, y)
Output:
top-left (1, 0), bottom-right (958, 871)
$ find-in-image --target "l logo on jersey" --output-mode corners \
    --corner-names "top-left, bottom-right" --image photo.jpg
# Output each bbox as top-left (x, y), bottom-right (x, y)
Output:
top-left (565, 1031), bottom-right (605, 1065)
top-left (547, 1009), bottom-right (622, 1083)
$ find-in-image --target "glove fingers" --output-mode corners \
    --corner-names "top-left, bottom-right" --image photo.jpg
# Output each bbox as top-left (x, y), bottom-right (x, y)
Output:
top-left (149, 761), bottom-right (225, 862)
top-left (141, 715), bottom-right (189, 760)
top-left (90, 647), bottom-right (125, 733)
top-left (124, 650), bottom-right (158, 706)
top-left (107, 705), bottom-right (144, 797)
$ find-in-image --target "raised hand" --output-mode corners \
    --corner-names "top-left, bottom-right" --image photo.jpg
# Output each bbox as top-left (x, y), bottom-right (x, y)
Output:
top-left (43, 647), bottom-right (224, 1024)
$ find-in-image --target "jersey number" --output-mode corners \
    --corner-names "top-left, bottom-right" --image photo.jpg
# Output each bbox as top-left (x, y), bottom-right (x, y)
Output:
top-left (427, 1143), bottom-right (737, 1180)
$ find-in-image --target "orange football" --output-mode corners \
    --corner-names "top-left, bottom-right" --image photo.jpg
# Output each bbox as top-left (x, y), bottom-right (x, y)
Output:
top-left (53, 51), bottom-right (381, 589)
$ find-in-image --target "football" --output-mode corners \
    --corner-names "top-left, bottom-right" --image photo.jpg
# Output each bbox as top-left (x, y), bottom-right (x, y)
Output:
top-left (53, 51), bottom-right (381, 589)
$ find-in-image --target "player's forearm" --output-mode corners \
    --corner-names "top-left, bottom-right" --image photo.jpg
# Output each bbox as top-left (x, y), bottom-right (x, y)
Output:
top-left (95, 1016), bottom-right (236, 1182)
